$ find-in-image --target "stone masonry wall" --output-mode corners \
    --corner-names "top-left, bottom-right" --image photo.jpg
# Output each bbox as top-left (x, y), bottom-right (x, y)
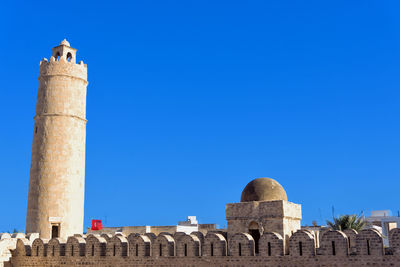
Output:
top-left (26, 51), bottom-right (88, 239)
top-left (7, 228), bottom-right (400, 266)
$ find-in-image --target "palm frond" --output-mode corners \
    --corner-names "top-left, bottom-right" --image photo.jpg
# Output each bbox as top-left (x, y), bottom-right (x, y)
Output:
top-left (326, 214), bottom-right (365, 231)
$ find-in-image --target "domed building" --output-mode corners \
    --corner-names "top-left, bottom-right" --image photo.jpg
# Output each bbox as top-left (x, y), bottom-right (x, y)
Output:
top-left (240, 177), bottom-right (288, 202)
top-left (226, 177), bottom-right (301, 254)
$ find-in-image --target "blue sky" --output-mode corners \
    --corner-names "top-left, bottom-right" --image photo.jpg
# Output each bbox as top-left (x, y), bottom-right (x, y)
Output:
top-left (1, 1), bottom-right (400, 232)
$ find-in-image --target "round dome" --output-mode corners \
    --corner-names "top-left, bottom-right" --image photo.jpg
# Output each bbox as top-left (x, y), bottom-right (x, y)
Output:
top-left (240, 178), bottom-right (287, 202)
top-left (60, 39), bottom-right (70, 46)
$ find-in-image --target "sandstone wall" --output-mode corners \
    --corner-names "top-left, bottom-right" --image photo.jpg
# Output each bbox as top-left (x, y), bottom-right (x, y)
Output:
top-left (8, 228), bottom-right (400, 266)
top-left (26, 52), bottom-right (88, 239)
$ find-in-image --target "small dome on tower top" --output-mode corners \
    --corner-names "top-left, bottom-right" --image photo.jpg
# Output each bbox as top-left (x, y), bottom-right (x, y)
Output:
top-left (60, 39), bottom-right (70, 46)
top-left (240, 177), bottom-right (287, 202)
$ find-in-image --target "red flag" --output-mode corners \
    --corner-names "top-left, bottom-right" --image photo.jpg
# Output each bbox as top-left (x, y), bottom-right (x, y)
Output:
top-left (91, 219), bottom-right (103, 230)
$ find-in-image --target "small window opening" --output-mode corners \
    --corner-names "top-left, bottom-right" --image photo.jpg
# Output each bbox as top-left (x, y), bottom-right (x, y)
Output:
top-left (367, 239), bottom-right (371, 255)
top-left (51, 225), bottom-right (59, 238)
top-left (248, 222), bottom-right (260, 254)
top-left (249, 229), bottom-right (260, 254)
top-left (348, 237), bottom-right (351, 249)
top-left (135, 244), bottom-right (138, 256)
top-left (299, 241), bottom-right (303, 256)
top-left (91, 244), bottom-right (94, 256)
top-left (56, 52), bottom-right (61, 61)
top-left (36, 245), bottom-right (39, 256)
top-left (211, 243), bottom-right (214, 256)
top-left (268, 242), bottom-right (271, 256)
top-left (71, 245), bottom-right (74, 256)
top-left (332, 241), bottom-right (336, 255)
top-left (159, 243), bottom-right (162, 256)
top-left (35, 126), bottom-right (38, 134)
top-left (67, 52), bottom-right (72, 62)
top-left (238, 243), bottom-right (242, 256)
top-left (113, 244), bottom-right (116, 256)
top-left (184, 244), bottom-right (187, 256)
top-left (52, 246), bottom-right (55, 256)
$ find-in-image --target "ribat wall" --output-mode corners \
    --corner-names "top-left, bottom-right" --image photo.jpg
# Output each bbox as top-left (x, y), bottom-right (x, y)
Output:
top-left (8, 228), bottom-right (400, 266)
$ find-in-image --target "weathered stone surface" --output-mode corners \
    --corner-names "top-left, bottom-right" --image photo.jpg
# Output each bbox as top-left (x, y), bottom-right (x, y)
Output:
top-left (241, 177), bottom-right (287, 202)
top-left (26, 40), bottom-right (88, 240)
top-left (8, 231), bottom-right (400, 266)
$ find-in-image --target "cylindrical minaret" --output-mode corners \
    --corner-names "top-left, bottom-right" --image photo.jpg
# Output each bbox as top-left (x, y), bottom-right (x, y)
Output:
top-left (26, 40), bottom-right (88, 239)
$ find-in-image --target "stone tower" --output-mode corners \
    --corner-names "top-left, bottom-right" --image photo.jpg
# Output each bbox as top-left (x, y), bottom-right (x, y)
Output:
top-left (26, 40), bottom-right (88, 239)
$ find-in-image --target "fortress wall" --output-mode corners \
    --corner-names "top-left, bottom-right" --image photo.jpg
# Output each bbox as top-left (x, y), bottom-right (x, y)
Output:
top-left (8, 228), bottom-right (400, 266)
top-left (0, 233), bottom-right (38, 266)
top-left (148, 226), bottom-right (177, 235)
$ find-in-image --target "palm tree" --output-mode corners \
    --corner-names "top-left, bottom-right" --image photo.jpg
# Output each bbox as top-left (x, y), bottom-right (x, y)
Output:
top-left (326, 214), bottom-right (365, 232)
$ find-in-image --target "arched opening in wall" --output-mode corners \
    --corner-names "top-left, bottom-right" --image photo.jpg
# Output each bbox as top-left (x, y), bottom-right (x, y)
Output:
top-left (67, 52), bottom-right (72, 62)
top-left (248, 221), bottom-right (260, 254)
top-left (56, 52), bottom-right (61, 61)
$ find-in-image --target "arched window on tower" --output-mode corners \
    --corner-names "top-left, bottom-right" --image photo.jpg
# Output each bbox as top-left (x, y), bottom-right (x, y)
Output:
top-left (67, 52), bottom-right (73, 62)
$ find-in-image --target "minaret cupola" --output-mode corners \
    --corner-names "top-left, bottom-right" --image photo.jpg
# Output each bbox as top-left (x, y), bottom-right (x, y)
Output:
top-left (51, 39), bottom-right (77, 63)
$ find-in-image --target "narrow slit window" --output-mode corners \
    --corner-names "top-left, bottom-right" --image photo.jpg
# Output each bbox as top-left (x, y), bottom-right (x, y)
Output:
top-left (367, 239), bottom-right (371, 255)
top-left (71, 245), bottom-right (74, 256)
top-left (211, 243), bottom-right (214, 256)
top-left (136, 244), bottom-right (138, 256)
top-left (299, 241), bottom-right (303, 256)
top-left (238, 243), bottom-right (242, 256)
top-left (113, 244), bottom-right (116, 256)
top-left (159, 243), bottom-right (162, 256)
top-left (268, 242), bottom-right (271, 256)
top-left (52, 246), bottom-right (55, 256)
top-left (332, 241), bottom-right (336, 255)
top-left (91, 244), bottom-right (94, 256)
top-left (36, 246), bottom-right (39, 256)
top-left (184, 244), bottom-right (187, 256)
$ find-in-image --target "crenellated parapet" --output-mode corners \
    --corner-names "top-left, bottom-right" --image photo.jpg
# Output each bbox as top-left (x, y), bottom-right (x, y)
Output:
top-left (8, 228), bottom-right (400, 266)
top-left (0, 233), bottom-right (38, 266)
top-left (39, 57), bottom-right (87, 83)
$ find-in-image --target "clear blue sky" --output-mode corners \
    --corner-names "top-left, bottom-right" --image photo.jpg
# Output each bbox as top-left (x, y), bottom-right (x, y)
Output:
top-left (1, 1), bottom-right (400, 232)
